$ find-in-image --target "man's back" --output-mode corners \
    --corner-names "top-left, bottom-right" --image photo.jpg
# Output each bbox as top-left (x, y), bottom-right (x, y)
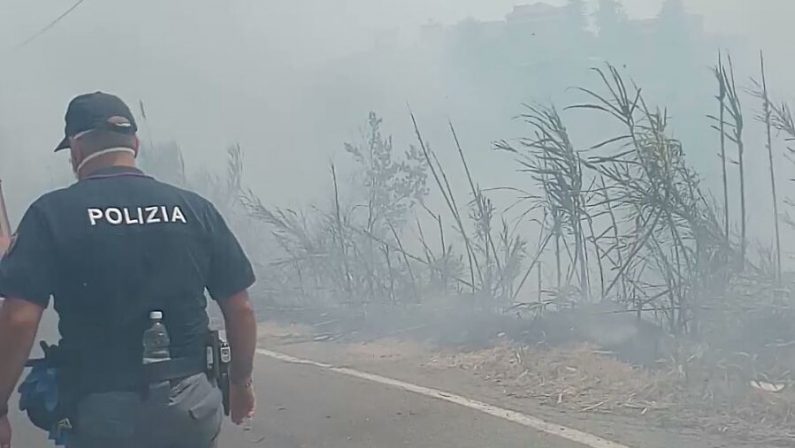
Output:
top-left (1, 166), bottom-right (254, 391)
top-left (0, 92), bottom-right (257, 448)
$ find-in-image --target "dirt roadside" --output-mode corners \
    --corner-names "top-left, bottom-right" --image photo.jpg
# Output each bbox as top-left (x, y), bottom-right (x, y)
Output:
top-left (258, 321), bottom-right (790, 448)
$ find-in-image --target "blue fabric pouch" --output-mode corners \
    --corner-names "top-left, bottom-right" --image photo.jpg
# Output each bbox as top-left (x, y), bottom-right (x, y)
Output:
top-left (18, 345), bottom-right (73, 446)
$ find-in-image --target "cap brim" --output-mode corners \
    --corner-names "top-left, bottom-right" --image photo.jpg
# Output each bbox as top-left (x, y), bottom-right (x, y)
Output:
top-left (54, 136), bottom-right (70, 152)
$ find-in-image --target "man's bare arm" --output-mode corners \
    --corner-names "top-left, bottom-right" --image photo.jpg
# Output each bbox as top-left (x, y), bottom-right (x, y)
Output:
top-left (0, 298), bottom-right (43, 415)
top-left (218, 289), bottom-right (257, 384)
top-left (0, 236), bottom-right (9, 257)
top-left (0, 180), bottom-right (12, 256)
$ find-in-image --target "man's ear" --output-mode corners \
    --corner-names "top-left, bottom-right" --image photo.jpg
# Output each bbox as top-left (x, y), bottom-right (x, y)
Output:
top-left (132, 135), bottom-right (141, 157)
top-left (68, 143), bottom-right (81, 164)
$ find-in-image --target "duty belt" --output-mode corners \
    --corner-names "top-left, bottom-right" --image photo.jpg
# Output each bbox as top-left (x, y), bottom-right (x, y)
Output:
top-left (142, 355), bottom-right (207, 384)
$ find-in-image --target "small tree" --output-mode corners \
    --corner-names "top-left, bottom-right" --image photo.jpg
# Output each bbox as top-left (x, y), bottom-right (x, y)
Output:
top-left (345, 112), bottom-right (428, 237)
top-left (344, 112), bottom-right (429, 302)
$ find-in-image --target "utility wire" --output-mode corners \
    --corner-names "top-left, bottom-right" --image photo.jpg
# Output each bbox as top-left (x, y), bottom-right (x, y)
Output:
top-left (13, 0), bottom-right (87, 50)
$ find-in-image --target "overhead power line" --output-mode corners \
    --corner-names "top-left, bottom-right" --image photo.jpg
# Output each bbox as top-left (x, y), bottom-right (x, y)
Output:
top-left (14, 0), bottom-right (87, 50)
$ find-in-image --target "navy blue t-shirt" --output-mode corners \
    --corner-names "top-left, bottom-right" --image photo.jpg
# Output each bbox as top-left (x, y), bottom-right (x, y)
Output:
top-left (0, 166), bottom-right (255, 391)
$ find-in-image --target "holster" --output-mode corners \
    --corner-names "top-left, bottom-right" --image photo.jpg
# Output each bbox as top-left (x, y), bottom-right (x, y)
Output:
top-left (206, 330), bottom-right (231, 416)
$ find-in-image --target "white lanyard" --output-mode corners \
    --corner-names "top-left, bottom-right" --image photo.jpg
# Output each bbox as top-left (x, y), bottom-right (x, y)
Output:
top-left (76, 147), bottom-right (136, 174)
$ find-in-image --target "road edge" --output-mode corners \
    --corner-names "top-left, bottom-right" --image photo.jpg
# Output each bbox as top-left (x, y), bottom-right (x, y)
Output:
top-left (257, 347), bottom-right (633, 448)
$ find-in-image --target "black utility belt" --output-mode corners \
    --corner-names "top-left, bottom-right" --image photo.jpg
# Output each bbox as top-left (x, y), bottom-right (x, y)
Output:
top-left (21, 330), bottom-right (233, 409)
top-left (144, 330), bottom-right (230, 384)
top-left (142, 355), bottom-right (207, 383)
top-left (76, 331), bottom-right (232, 415)
top-left (25, 332), bottom-right (230, 383)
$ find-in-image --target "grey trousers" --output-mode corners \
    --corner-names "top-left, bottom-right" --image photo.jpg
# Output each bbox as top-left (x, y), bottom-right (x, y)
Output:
top-left (68, 373), bottom-right (223, 448)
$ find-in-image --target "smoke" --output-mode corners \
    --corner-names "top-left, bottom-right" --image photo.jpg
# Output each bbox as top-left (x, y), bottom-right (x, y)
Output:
top-left (4, 3), bottom-right (795, 443)
top-left (0, 0), bottom-right (794, 265)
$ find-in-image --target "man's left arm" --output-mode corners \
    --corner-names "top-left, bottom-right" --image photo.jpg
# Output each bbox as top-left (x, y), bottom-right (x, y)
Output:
top-left (0, 203), bottom-right (56, 418)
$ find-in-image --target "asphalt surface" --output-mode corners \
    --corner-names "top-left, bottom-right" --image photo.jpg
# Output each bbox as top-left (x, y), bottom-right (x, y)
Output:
top-left (9, 310), bottom-right (593, 447)
top-left (10, 354), bottom-right (588, 448)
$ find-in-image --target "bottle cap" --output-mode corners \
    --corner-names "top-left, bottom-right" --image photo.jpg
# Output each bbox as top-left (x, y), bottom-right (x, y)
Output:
top-left (150, 311), bottom-right (163, 320)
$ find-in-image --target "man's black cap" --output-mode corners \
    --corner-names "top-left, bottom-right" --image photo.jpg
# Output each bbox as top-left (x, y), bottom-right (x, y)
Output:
top-left (54, 92), bottom-right (138, 152)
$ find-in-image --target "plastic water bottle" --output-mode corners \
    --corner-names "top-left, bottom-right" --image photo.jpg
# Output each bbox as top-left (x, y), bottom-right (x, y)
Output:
top-left (142, 310), bottom-right (171, 364)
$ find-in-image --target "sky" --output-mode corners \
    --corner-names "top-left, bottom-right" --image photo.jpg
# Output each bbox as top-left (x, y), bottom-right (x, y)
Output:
top-left (0, 0), bottom-right (793, 218)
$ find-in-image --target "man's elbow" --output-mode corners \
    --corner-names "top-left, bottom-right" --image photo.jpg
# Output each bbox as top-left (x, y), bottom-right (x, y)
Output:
top-left (220, 290), bottom-right (256, 322)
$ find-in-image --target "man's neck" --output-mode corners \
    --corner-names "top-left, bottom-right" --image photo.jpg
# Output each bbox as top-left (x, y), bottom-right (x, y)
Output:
top-left (77, 147), bottom-right (138, 179)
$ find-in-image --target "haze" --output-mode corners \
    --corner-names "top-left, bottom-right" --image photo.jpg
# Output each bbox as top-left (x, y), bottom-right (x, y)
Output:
top-left (5, 2), bottom-right (795, 446)
top-left (0, 0), bottom-right (789, 221)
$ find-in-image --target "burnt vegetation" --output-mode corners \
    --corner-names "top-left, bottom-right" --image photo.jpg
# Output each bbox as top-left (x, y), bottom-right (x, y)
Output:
top-left (138, 42), bottom-right (795, 442)
top-left (245, 59), bottom-right (795, 433)
top-left (223, 58), bottom-right (795, 361)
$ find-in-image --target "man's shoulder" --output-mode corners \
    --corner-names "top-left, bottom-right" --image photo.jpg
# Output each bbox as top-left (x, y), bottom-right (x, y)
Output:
top-left (28, 186), bottom-right (74, 211)
top-left (144, 179), bottom-right (225, 225)
top-left (29, 181), bottom-right (98, 209)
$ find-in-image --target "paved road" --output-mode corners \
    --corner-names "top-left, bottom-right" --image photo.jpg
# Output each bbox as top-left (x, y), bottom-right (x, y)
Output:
top-left (10, 310), bottom-right (592, 447)
top-left (221, 355), bottom-right (588, 448)
top-left (10, 353), bottom-right (588, 448)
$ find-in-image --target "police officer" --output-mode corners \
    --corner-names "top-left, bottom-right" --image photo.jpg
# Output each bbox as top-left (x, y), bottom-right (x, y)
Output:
top-left (0, 92), bottom-right (258, 448)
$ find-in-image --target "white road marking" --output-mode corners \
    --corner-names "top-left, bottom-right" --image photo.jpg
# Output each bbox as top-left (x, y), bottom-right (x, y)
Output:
top-left (256, 348), bottom-right (632, 448)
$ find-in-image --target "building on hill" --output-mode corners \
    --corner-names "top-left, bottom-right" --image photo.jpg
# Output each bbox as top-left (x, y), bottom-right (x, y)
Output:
top-left (507, 3), bottom-right (568, 26)
top-left (421, 2), bottom-right (593, 49)
top-left (506, 2), bottom-right (577, 38)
